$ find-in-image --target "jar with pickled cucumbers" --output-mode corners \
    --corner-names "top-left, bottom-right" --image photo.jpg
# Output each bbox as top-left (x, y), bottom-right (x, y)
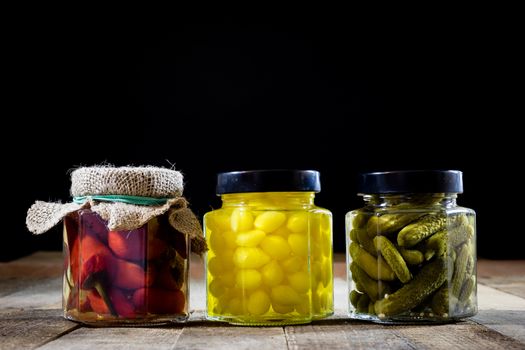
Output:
top-left (204, 170), bottom-right (333, 325)
top-left (346, 170), bottom-right (477, 323)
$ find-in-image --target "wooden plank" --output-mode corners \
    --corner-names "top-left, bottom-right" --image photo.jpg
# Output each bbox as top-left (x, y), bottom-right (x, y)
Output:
top-left (472, 284), bottom-right (525, 343)
top-left (284, 322), bottom-right (416, 350)
top-left (189, 254), bottom-right (206, 313)
top-left (37, 327), bottom-right (182, 350)
top-left (478, 284), bottom-right (525, 311)
top-left (0, 252), bottom-right (63, 280)
top-left (472, 310), bottom-right (525, 344)
top-left (0, 276), bottom-right (62, 311)
top-left (174, 326), bottom-right (288, 350)
top-left (0, 252), bottom-right (523, 350)
top-left (0, 252), bottom-right (63, 298)
top-left (333, 254), bottom-right (347, 280)
top-left (479, 276), bottom-right (525, 299)
top-left (397, 321), bottom-right (525, 350)
top-left (478, 259), bottom-right (525, 299)
top-left (0, 309), bottom-right (78, 350)
top-left (333, 277), bottom-right (348, 318)
top-left (478, 259), bottom-right (525, 278)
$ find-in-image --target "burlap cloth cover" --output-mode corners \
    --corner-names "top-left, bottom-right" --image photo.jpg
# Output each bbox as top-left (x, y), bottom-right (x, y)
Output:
top-left (26, 166), bottom-right (207, 255)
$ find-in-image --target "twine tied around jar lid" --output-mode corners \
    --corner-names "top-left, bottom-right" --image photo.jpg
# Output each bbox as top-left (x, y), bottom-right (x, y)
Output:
top-left (26, 165), bottom-right (207, 255)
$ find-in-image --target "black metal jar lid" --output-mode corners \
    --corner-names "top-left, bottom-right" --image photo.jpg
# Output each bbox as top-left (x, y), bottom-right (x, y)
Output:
top-left (216, 170), bottom-right (321, 194)
top-left (357, 170), bottom-right (463, 194)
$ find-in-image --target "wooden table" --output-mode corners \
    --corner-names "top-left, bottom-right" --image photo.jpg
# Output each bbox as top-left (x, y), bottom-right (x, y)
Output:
top-left (1, 252), bottom-right (524, 349)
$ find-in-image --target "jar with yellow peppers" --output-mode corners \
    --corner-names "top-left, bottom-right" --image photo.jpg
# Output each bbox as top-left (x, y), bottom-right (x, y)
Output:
top-left (204, 170), bottom-right (333, 325)
top-left (346, 170), bottom-right (477, 323)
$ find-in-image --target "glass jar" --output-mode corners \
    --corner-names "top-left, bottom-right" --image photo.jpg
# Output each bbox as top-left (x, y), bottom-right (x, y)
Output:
top-left (346, 170), bottom-right (477, 323)
top-left (204, 170), bottom-right (333, 325)
top-left (63, 209), bottom-right (189, 325)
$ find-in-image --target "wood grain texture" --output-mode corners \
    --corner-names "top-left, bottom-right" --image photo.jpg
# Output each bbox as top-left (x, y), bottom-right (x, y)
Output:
top-left (478, 259), bottom-right (525, 278)
top-left (1, 252), bottom-right (524, 349)
top-left (0, 252), bottom-right (63, 298)
top-left (478, 284), bottom-right (525, 311)
top-left (478, 259), bottom-right (525, 299)
top-left (478, 276), bottom-right (525, 299)
top-left (397, 321), bottom-right (525, 350)
top-left (0, 277), bottom-right (62, 311)
top-left (174, 326), bottom-right (287, 350)
top-left (37, 327), bottom-right (183, 350)
top-left (285, 322), bottom-right (416, 350)
top-left (472, 310), bottom-right (525, 343)
top-left (475, 283), bottom-right (525, 342)
top-left (0, 309), bottom-right (78, 350)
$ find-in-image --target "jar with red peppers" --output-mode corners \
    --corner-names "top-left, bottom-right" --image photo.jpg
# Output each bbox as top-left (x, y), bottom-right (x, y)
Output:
top-left (26, 166), bottom-right (206, 326)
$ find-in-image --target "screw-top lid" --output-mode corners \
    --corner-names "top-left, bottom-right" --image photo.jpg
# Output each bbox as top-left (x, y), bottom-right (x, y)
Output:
top-left (216, 170), bottom-right (321, 194)
top-left (357, 170), bottom-right (463, 194)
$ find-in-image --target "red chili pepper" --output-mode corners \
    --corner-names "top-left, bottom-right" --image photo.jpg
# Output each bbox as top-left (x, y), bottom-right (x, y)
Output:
top-left (132, 287), bottom-right (185, 315)
top-left (147, 237), bottom-right (168, 260)
top-left (77, 234), bottom-right (118, 316)
top-left (109, 227), bottom-right (167, 262)
top-left (156, 216), bottom-right (187, 259)
top-left (64, 213), bottom-right (79, 245)
top-left (156, 260), bottom-right (184, 291)
top-left (65, 213), bottom-right (80, 285)
top-left (81, 210), bottom-right (110, 244)
top-left (107, 258), bottom-right (156, 290)
top-left (86, 289), bottom-right (110, 315)
top-left (80, 254), bottom-right (107, 289)
top-left (109, 288), bottom-right (136, 318)
top-left (84, 287), bottom-right (136, 318)
top-left (81, 254), bottom-right (117, 316)
top-left (69, 239), bottom-right (79, 285)
top-left (78, 235), bottom-right (114, 282)
top-left (70, 234), bottom-right (112, 284)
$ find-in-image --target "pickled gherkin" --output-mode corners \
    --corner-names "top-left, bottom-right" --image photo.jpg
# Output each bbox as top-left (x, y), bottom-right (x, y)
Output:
top-left (349, 243), bottom-right (395, 281)
top-left (459, 275), bottom-right (476, 303)
top-left (448, 217), bottom-right (474, 248)
top-left (451, 243), bottom-right (470, 297)
top-left (397, 214), bottom-right (446, 247)
top-left (349, 290), bottom-right (361, 308)
top-left (373, 236), bottom-right (412, 283)
top-left (346, 170), bottom-right (477, 323)
top-left (350, 263), bottom-right (388, 301)
top-left (356, 293), bottom-right (370, 313)
top-left (368, 301), bottom-right (376, 315)
top-left (354, 281), bottom-right (365, 293)
top-left (374, 257), bottom-right (447, 317)
top-left (367, 213), bottom-right (422, 238)
top-left (355, 228), bottom-right (378, 257)
top-left (398, 247), bottom-right (424, 266)
top-left (349, 228), bottom-right (359, 242)
top-left (424, 229), bottom-right (447, 261)
top-left (431, 285), bottom-right (457, 316)
top-left (352, 212), bottom-right (369, 229)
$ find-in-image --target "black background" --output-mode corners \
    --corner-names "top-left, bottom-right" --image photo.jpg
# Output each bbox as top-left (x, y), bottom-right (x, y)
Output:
top-left (3, 12), bottom-right (522, 261)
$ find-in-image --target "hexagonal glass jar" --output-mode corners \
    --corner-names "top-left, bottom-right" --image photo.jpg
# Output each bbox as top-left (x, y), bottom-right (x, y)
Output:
top-left (204, 170), bottom-right (333, 325)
